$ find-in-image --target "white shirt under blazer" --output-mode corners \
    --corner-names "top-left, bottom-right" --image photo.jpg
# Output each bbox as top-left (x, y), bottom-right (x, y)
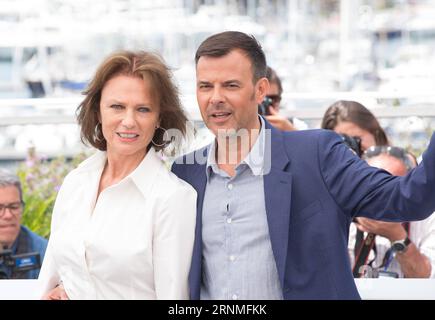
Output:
top-left (38, 148), bottom-right (197, 299)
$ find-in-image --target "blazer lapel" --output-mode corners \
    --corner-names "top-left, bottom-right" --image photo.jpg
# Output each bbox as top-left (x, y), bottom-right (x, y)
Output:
top-left (189, 125), bottom-right (293, 296)
top-left (188, 149), bottom-right (208, 300)
top-left (263, 120), bottom-right (292, 287)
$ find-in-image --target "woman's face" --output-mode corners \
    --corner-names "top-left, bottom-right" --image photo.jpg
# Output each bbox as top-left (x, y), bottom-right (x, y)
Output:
top-left (99, 75), bottom-right (160, 160)
top-left (333, 121), bottom-right (376, 152)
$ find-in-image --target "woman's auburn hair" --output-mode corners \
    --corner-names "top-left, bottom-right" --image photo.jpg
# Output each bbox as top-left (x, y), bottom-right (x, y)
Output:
top-left (76, 50), bottom-right (188, 152)
top-left (321, 100), bottom-right (389, 146)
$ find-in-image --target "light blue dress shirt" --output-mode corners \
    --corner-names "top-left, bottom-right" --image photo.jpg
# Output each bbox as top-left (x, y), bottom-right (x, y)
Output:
top-left (201, 117), bottom-right (283, 300)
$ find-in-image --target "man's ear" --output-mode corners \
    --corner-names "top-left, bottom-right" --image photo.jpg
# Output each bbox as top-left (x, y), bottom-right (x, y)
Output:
top-left (255, 77), bottom-right (269, 104)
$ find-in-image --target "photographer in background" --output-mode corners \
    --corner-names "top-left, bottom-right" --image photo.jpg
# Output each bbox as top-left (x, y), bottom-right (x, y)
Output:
top-left (259, 66), bottom-right (303, 131)
top-left (321, 100), bottom-right (389, 152)
top-left (352, 147), bottom-right (435, 278)
top-left (0, 169), bottom-right (47, 279)
top-left (321, 100), bottom-right (390, 277)
top-left (321, 100), bottom-right (435, 278)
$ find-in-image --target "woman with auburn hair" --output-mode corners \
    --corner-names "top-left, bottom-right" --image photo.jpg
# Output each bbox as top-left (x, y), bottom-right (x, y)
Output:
top-left (321, 100), bottom-right (389, 152)
top-left (322, 100), bottom-right (435, 280)
top-left (38, 51), bottom-right (196, 299)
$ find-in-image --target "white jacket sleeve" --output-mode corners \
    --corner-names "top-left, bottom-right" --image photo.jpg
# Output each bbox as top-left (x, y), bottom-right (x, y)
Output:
top-left (152, 184), bottom-right (197, 300)
top-left (37, 174), bottom-right (72, 297)
top-left (412, 213), bottom-right (435, 278)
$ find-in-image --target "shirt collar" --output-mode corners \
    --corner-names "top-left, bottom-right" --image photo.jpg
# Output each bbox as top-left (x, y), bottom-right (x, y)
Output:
top-left (205, 140), bottom-right (218, 180)
top-left (76, 148), bottom-right (164, 198)
top-left (127, 148), bottom-right (164, 197)
top-left (205, 116), bottom-right (267, 180)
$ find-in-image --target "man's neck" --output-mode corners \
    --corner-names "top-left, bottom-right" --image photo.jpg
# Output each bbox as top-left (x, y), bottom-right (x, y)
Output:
top-left (1, 240), bottom-right (14, 251)
top-left (215, 121), bottom-right (261, 177)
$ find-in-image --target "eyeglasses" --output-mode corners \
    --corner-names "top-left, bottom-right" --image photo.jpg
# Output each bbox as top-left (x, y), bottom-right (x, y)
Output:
top-left (362, 146), bottom-right (415, 171)
top-left (0, 202), bottom-right (24, 218)
top-left (266, 95), bottom-right (281, 105)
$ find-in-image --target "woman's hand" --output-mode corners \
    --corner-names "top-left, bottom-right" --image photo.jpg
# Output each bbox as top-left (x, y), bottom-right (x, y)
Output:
top-left (42, 284), bottom-right (69, 300)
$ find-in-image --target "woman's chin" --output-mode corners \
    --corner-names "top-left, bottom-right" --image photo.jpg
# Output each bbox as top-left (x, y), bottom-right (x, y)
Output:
top-left (107, 145), bottom-right (148, 158)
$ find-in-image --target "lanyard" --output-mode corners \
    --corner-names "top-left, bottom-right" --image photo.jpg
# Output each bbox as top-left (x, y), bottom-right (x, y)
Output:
top-left (352, 232), bottom-right (376, 278)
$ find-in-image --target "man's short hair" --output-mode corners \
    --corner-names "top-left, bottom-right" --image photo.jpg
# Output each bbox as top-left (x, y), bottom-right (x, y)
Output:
top-left (0, 169), bottom-right (23, 202)
top-left (195, 31), bottom-right (267, 84)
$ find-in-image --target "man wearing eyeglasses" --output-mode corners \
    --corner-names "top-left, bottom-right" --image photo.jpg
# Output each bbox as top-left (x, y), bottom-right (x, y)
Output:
top-left (349, 147), bottom-right (435, 278)
top-left (0, 170), bottom-right (47, 279)
top-left (262, 66), bottom-right (307, 131)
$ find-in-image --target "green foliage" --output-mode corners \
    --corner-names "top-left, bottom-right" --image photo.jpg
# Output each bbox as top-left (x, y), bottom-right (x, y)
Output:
top-left (16, 151), bottom-right (88, 238)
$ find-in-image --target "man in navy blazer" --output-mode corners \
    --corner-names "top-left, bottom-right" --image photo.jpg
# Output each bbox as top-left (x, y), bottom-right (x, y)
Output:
top-left (172, 31), bottom-right (435, 299)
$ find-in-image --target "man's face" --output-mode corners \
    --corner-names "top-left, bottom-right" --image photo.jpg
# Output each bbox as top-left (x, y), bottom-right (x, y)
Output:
top-left (196, 49), bottom-right (268, 136)
top-left (0, 186), bottom-right (22, 249)
top-left (366, 153), bottom-right (408, 177)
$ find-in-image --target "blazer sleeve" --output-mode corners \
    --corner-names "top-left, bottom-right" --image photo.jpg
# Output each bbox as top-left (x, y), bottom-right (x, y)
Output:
top-left (152, 183), bottom-right (197, 300)
top-left (318, 130), bottom-right (435, 222)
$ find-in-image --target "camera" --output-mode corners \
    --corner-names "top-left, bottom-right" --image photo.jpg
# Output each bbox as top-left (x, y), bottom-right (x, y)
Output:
top-left (0, 248), bottom-right (41, 279)
top-left (358, 265), bottom-right (399, 278)
top-left (339, 134), bottom-right (362, 157)
top-left (258, 96), bottom-right (273, 116)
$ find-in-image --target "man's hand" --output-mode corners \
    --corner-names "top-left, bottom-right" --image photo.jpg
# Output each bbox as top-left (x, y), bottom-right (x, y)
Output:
top-left (354, 217), bottom-right (407, 242)
top-left (264, 107), bottom-right (296, 131)
top-left (42, 284), bottom-right (69, 300)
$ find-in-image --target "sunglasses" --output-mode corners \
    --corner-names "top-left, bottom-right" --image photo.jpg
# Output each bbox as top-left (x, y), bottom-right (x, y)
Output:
top-left (362, 146), bottom-right (415, 171)
top-left (266, 95), bottom-right (281, 104)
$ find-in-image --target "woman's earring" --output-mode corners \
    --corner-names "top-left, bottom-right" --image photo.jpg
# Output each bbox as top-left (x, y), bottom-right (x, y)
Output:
top-left (94, 123), bottom-right (104, 142)
top-left (152, 126), bottom-right (169, 147)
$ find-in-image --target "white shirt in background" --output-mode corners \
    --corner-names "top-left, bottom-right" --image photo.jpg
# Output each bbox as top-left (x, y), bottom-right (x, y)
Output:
top-left (348, 213), bottom-right (435, 278)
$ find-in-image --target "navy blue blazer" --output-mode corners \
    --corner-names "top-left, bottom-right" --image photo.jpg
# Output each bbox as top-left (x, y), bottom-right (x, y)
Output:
top-left (172, 120), bottom-right (435, 299)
